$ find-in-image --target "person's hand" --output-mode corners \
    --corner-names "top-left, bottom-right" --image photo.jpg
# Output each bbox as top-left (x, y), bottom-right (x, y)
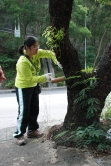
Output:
top-left (0, 66), bottom-right (6, 83)
top-left (44, 73), bottom-right (52, 82)
top-left (56, 61), bottom-right (63, 69)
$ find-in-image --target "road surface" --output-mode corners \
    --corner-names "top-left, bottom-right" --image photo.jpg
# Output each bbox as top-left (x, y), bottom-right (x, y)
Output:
top-left (0, 87), bottom-right (67, 130)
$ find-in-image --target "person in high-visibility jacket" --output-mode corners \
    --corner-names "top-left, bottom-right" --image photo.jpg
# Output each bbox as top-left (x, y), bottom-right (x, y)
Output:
top-left (13, 36), bottom-right (62, 146)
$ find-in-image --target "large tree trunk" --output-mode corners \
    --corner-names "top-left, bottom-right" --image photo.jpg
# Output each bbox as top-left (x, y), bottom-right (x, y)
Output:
top-left (49, 0), bottom-right (111, 136)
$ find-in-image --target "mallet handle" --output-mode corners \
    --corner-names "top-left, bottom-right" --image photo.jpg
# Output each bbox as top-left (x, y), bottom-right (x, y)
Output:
top-left (51, 76), bottom-right (66, 83)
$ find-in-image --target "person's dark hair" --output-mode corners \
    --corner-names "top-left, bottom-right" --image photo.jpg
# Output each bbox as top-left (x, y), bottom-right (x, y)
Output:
top-left (18, 36), bottom-right (38, 55)
top-left (18, 45), bottom-right (24, 55)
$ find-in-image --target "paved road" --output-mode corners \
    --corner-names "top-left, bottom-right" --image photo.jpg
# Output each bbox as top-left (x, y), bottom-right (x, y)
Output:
top-left (0, 87), bottom-right (67, 130)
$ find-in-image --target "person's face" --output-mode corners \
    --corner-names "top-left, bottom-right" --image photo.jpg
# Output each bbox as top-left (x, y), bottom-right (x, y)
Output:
top-left (26, 41), bottom-right (39, 57)
top-left (30, 41), bottom-right (40, 55)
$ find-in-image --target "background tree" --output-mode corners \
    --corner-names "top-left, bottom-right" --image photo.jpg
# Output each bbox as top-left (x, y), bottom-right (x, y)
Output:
top-left (3, 0), bottom-right (49, 39)
top-left (69, 0), bottom-right (111, 68)
top-left (0, 0), bottom-right (50, 88)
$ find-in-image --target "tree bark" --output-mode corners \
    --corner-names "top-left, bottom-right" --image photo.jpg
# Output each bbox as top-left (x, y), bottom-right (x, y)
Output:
top-left (49, 0), bottom-right (111, 132)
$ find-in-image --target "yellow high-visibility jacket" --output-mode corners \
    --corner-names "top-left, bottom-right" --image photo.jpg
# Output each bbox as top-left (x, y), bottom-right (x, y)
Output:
top-left (15, 49), bottom-right (57, 88)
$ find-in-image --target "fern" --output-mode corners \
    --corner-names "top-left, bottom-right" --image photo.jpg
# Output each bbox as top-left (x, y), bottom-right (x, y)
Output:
top-left (72, 70), bottom-right (100, 119)
top-left (72, 123), bottom-right (111, 151)
top-left (54, 130), bottom-right (68, 139)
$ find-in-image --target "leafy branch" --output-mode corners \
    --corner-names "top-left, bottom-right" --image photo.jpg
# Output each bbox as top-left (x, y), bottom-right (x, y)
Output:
top-left (42, 26), bottom-right (65, 51)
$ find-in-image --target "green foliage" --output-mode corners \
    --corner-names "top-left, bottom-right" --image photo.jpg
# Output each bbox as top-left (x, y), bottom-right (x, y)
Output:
top-left (0, 54), bottom-right (16, 68)
top-left (42, 26), bottom-right (65, 50)
top-left (0, 35), bottom-right (21, 68)
top-left (57, 82), bottom-right (65, 87)
top-left (96, 0), bottom-right (111, 4)
top-left (64, 69), bottom-right (111, 151)
top-left (79, 46), bottom-right (97, 68)
top-left (72, 123), bottom-right (111, 151)
top-left (70, 0), bottom-right (111, 69)
top-left (1, 0), bottom-right (49, 38)
top-left (79, 27), bottom-right (92, 38)
top-left (54, 130), bottom-right (68, 139)
top-left (71, 69), bottom-right (100, 119)
top-left (69, 1), bottom-right (91, 43)
top-left (54, 122), bottom-right (111, 152)
top-left (0, 33), bottom-right (22, 88)
top-left (65, 69), bottom-right (100, 119)
top-left (81, 66), bottom-right (93, 74)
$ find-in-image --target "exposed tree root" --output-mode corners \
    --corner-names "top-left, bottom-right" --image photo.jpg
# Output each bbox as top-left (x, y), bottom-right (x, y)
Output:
top-left (47, 123), bottom-right (76, 147)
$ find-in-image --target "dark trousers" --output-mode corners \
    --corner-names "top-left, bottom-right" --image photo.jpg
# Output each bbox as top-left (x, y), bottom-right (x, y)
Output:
top-left (13, 85), bottom-right (39, 138)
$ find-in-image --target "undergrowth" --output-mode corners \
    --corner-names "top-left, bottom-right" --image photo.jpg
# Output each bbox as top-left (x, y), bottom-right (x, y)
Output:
top-left (54, 68), bottom-right (111, 152)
